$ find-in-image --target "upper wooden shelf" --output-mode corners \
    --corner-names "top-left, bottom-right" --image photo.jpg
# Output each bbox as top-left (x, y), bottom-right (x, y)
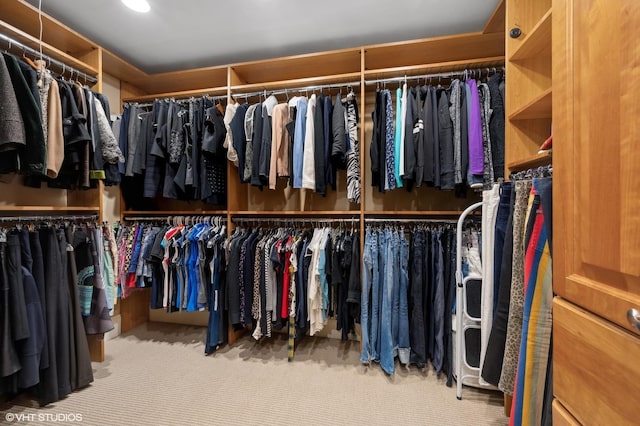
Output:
top-left (102, 48), bottom-right (147, 85)
top-left (230, 48), bottom-right (361, 86)
top-left (0, 0), bottom-right (98, 57)
top-left (141, 66), bottom-right (228, 94)
top-left (230, 72), bottom-right (362, 94)
top-left (510, 8), bottom-right (552, 61)
top-left (509, 87), bottom-right (552, 120)
top-left (364, 32), bottom-right (504, 71)
top-left (508, 151), bottom-right (552, 171)
top-left (0, 21), bottom-right (98, 76)
top-left (363, 57), bottom-right (505, 81)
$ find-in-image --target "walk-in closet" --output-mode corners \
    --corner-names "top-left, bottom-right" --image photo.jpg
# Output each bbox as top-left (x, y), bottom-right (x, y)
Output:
top-left (0, 0), bottom-right (637, 424)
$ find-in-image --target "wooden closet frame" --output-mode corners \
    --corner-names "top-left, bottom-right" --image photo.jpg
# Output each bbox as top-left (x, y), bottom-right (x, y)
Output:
top-left (0, 1), bottom-right (513, 367)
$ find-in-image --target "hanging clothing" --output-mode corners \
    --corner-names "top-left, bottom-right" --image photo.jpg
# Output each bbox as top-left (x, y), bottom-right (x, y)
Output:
top-left (225, 224), bottom-right (360, 347)
top-left (510, 177), bottom-right (553, 426)
top-left (3, 53), bottom-right (46, 176)
top-left (369, 74), bottom-right (503, 196)
top-left (230, 102), bottom-right (248, 182)
top-left (0, 54), bottom-right (94, 180)
top-left (119, 97), bottom-right (226, 209)
top-left (394, 88), bottom-right (403, 188)
top-left (0, 53), bottom-right (26, 170)
top-left (370, 90), bottom-right (384, 191)
top-left (0, 222), bottom-right (100, 406)
top-left (479, 183), bottom-right (501, 385)
top-left (362, 223), bottom-right (460, 379)
top-left (487, 72), bottom-right (505, 182)
top-left (498, 179), bottom-right (533, 396)
top-left (302, 94), bottom-right (317, 190)
top-left (269, 103), bottom-right (291, 189)
top-left (224, 91), bottom-right (359, 201)
top-left (344, 91), bottom-right (361, 204)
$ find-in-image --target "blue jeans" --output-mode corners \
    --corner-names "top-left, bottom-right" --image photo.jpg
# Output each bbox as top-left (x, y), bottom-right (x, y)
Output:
top-left (380, 229), bottom-right (395, 375)
top-left (493, 182), bottom-right (512, 316)
top-left (391, 230), bottom-right (400, 357)
top-left (432, 231), bottom-right (445, 373)
top-left (467, 168), bottom-right (484, 188)
top-left (369, 230), bottom-right (381, 362)
top-left (409, 230), bottom-right (427, 367)
top-left (360, 228), bottom-right (374, 363)
top-left (398, 231), bottom-right (410, 364)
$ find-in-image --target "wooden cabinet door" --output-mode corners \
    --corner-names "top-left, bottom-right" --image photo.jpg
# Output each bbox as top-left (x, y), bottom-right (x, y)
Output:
top-left (554, 0), bottom-right (640, 335)
top-left (553, 0), bottom-right (640, 422)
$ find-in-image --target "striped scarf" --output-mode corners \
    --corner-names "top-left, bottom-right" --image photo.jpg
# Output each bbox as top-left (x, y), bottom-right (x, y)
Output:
top-left (345, 92), bottom-right (360, 204)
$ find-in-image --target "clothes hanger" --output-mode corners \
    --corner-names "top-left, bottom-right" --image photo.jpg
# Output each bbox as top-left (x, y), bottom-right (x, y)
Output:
top-left (21, 53), bottom-right (39, 71)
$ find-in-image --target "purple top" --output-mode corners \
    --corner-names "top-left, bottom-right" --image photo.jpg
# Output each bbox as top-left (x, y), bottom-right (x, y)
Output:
top-left (467, 79), bottom-right (484, 175)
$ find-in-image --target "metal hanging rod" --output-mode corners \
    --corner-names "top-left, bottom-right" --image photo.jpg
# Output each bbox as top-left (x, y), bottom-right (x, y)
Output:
top-left (0, 32), bottom-right (98, 85)
top-left (231, 80), bottom-right (361, 100)
top-left (232, 216), bottom-right (359, 224)
top-left (0, 214), bottom-right (99, 223)
top-left (123, 214), bottom-right (225, 222)
top-left (122, 216), bottom-right (170, 222)
top-left (364, 218), bottom-right (465, 224)
top-left (126, 93), bottom-right (229, 109)
top-left (364, 66), bottom-right (504, 86)
top-left (510, 164), bottom-right (553, 181)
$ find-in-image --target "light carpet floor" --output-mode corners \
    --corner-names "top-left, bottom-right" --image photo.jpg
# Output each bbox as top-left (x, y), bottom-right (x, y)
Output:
top-left (1, 323), bottom-right (508, 426)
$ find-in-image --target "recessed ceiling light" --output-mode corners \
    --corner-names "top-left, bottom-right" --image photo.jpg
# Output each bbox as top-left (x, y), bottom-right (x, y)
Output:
top-left (121, 0), bottom-right (150, 13)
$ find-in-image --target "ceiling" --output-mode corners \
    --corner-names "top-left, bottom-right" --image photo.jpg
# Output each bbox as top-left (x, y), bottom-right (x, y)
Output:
top-left (27, 0), bottom-right (500, 74)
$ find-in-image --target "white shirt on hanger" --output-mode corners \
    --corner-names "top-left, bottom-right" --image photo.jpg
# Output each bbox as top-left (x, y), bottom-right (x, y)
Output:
top-left (302, 94), bottom-right (317, 190)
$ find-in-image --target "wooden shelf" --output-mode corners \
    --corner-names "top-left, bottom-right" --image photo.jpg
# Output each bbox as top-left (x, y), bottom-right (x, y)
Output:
top-left (0, 21), bottom-right (98, 76)
top-left (0, 0), bottom-right (98, 57)
top-left (509, 87), bottom-right (552, 120)
top-left (230, 210), bottom-right (359, 217)
top-left (102, 48), bottom-right (147, 86)
top-left (122, 86), bottom-right (228, 103)
top-left (0, 206), bottom-right (100, 212)
top-left (229, 48), bottom-right (361, 85)
top-left (142, 66), bottom-right (229, 94)
top-left (507, 151), bottom-right (552, 171)
top-left (363, 57), bottom-right (505, 81)
top-left (510, 9), bottom-right (552, 61)
top-left (364, 32), bottom-right (504, 71)
top-left (230, 72), bottom-right (362, 94)
top-left (102, 49), bottom-right (229, 95)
